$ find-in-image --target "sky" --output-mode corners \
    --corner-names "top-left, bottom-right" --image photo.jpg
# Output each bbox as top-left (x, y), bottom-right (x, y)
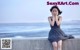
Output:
top-left (0, 0), bottom-right (80, 23)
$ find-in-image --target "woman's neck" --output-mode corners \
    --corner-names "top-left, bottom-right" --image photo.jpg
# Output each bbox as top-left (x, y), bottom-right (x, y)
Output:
top-left (52, 15), bottom-right (57, 18)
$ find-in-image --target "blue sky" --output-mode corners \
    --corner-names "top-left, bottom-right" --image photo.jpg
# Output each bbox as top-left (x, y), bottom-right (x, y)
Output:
top-left (0, 0), bottom-right (80, 23)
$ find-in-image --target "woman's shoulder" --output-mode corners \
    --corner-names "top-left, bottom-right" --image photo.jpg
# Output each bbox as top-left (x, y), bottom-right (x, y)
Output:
top-left (58, 16), bottom-right (62, 20)
top-left (48, 16), bottom-right (52, 19)
top-left (59, 16), bottom-right (62, 18)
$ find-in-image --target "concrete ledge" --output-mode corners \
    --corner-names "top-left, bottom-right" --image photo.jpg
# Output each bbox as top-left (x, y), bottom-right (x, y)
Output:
top-left (62, 38), bottom-right (80, 50)
top-left (0, 38), bottom-right (80, 50)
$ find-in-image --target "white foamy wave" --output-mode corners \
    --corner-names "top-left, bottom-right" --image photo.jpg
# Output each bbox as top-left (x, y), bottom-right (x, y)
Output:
top-left (12, 36), bottom-right (48, 39)
top-left (14, 36), bottom-right (25, 38)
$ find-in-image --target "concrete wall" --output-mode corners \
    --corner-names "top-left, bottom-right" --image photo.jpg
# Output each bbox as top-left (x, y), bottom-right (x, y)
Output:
top-left (0, 38), bottom-right (80, 50)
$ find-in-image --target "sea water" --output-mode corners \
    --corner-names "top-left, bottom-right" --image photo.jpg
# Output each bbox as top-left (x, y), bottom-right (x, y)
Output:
top-left (0, 22), bottom-right (80, 38)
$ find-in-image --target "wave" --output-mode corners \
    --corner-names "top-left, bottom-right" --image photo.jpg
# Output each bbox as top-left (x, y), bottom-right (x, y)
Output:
top-left (0, 27), bottom-right (50, 33)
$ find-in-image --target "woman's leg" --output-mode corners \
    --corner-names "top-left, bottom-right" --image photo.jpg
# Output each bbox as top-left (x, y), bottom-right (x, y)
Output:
top-left (52, 41), bottom-right (58, 50)
top-left (57, 40), bottom-right (62, 50)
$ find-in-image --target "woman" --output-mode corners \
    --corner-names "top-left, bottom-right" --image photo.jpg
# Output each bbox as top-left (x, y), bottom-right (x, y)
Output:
top-left (48, 6), bottom-right (74, 50)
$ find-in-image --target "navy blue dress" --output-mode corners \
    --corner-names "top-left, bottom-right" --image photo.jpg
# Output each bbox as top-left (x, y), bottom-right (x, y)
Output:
top-left (48, 18), bottom-right (69, 43)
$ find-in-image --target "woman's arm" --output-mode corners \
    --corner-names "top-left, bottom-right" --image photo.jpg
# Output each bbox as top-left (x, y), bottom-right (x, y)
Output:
top-left (48, 17), bottom-right (55, 26)
top-left (55, 16), bottom-right (62, 26)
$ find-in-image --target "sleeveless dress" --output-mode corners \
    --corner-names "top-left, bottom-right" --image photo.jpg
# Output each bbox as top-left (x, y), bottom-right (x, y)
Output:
top-left (48, 18), bottom-right (69, 43)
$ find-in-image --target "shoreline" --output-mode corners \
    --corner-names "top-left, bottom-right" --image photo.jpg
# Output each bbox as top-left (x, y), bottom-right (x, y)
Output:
top-left (0, 35), bottom-right (80, 39)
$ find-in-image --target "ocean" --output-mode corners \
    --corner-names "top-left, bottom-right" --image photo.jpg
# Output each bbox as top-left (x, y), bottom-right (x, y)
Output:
top-left (0, 22), bottom-right (80, 38)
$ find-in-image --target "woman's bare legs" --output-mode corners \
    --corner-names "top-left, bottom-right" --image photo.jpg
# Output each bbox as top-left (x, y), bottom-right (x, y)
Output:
top-left (52, 40), bottom-right (62, 50)
top-left (52, 42), bottom-right (58, 50)
top-left (58, 40), bottom-right (62, 50)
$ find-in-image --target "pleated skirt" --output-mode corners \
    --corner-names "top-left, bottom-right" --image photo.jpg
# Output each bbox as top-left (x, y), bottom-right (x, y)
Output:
top-left (48, 27), bottom-right (68, 43)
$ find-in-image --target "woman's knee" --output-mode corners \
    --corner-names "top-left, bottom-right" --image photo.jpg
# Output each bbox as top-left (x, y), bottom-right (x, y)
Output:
top-left (52, 42), bottom-right (58, 48)
top-left (58, 40), bottom-right (62, 47)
